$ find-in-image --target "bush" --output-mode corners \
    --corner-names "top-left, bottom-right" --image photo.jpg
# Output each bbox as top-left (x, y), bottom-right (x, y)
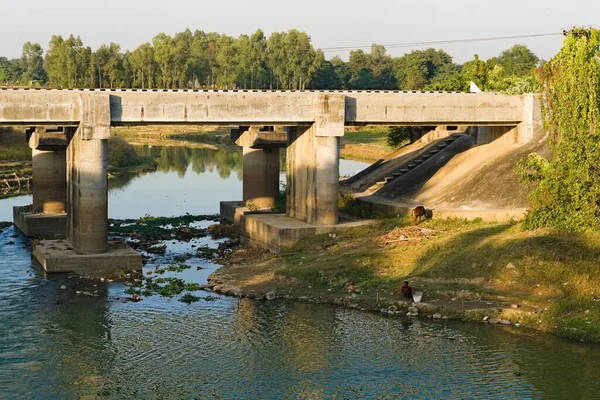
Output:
top-left (386, 127), bottom-right (410, 148)
top-left (107, 135), bottom-right (142, 168)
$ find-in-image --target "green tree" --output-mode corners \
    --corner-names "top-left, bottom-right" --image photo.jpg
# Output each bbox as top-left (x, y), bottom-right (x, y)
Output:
top-left (20, 42), bottom-right (46, 84)
top-left (172, 29), bottom-right (192, 88)
top-left (215, 34), bottom-right (237, 88)
top-left (491, 44), bottom-right (539, 77)
top-left (311, 60), bottom-right (341, 89)
top-left (523, 28), bottom-right (600, 230)
top-left (153, 33), bottom-right (175, 88)
top-left (131, 43), bottom-right (155, 88)
top-left (394, 48), bottom-right (453, 90)
top-left (330, 56), bottom-right (351, 89)
top-left (462, 54), bottom-right (489, 89)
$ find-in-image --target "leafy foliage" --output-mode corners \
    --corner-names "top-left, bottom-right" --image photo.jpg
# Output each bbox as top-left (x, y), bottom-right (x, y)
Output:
top-left (386, 127), bottom-right (411, 148)
top-left (523, 28), bottom-right (600, 230)
top-left (1, 30), bottom-right (541, 92)
top-left (514, 153), bottom-right (550, 183)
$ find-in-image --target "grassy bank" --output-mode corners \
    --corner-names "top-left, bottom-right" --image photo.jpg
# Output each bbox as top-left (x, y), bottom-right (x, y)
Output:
top-left (211, 218), bottom-right (600, 343)
top-left (106, 135), bottom-right (157, 175)
top-left (115, 124), bottom-right (392, 164)
top-left (112, 125), bottom-right (233, 148)
top-left (341, 127), bottom-right (391, 163)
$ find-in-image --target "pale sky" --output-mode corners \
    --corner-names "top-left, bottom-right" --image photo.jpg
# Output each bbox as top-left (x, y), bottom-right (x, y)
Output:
top-left (2, 0), bottom-right (597, 62)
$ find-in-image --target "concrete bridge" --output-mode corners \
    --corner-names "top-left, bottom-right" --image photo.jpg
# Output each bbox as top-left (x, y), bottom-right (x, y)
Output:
top-left (0, 88), bottom-right (540, 273)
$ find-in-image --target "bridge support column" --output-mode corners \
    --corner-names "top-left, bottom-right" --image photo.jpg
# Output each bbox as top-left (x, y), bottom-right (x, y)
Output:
top-left (243, 147), bottom-right (280, 209)
top-left (32, 148), bottom-right (67, 214)
top-left (221, 126), bottom-right (286, 223)
top-left (286, 94), bottom-right (344, 226)
top-left (286, 126), bottom-right (341, 225)
top-left (13, 127), bottom-right (68, 237)
top-left (239, 96), bottom-right (360, 253)
top-left (66, 128), bottom-right (109, 254)
top-left (32, 110), bottom-right (141, 275)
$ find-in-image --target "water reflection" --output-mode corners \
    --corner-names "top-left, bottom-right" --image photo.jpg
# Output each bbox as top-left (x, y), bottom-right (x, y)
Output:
top-left (1, 223), bottom-right (600, 399)
top-left (2, 145), bottom-right (600, 399)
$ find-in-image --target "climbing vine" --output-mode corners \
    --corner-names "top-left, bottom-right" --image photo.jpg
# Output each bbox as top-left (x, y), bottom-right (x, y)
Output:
top-left (523, 28), bottom-right (600, 230)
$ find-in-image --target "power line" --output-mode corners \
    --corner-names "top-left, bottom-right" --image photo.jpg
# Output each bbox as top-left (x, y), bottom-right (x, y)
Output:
top-left (320, 32), bottom-right (563, 52)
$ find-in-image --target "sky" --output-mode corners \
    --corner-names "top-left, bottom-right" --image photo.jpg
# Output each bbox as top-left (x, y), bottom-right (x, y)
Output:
top-left (2, 0), bottom-right (598, 63)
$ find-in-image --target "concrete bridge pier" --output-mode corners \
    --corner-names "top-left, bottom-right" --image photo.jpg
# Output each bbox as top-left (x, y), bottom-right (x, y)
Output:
top-left (13, 127), bottom-right (68, 237)
top-left (242, 146), bottom-right (280, 209)
top-left (32, 122), bottom-right (141, 275)
top-left (238, 95), bottom-right (372, 252)
top-left (286, 126), bottom-right (340, 225)
top-left (220, 126), bottom-right (286, 223)
top-left (65, 128), bottom-right (109, 254)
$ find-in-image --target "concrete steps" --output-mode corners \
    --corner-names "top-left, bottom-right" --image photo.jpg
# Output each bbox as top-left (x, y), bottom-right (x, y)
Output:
top-left (364, 134), bottom-right (463, 193)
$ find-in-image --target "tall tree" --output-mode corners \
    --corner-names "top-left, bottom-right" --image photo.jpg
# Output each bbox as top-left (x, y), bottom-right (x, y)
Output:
top-left (20, 42), bottom-right (45, 84)
top-left (491, 44), bottom-right (540, 77)
top-left (153, 33), bottom-right (175, 88)
top-left (131, 43), bottom-right (155, 88)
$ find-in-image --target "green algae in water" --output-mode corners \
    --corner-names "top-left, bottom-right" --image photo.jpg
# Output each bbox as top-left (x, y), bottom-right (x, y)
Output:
top-left (179, 293), bottom-right (201, 304)
top-left (174, 253), bottom-right (194, 262)
top-left (166, 264), bottom-right (192, 273)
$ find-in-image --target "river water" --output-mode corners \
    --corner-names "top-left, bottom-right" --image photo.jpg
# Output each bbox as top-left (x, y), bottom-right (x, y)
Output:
top-left (1, 146), bottom-right (599, 399)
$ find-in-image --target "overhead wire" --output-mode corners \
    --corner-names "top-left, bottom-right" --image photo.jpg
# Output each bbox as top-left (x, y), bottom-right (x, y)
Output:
top-left (320, 32), bottom-right (563, 53)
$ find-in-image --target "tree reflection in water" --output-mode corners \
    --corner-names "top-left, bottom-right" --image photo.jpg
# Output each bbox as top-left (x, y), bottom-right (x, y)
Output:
top-left (108, 145), bottom-right (244, 193)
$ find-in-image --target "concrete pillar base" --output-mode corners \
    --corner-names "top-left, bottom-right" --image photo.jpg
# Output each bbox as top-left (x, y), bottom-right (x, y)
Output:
top-left (13, 206), bottom-right (66, 237)
top-left (32, 239), bottom-right (142, 276)
top-left (220, 200), bottom-right (283, 224)
top-left (240, 213), bottom-right (374, 253)
top-left (220, 201), bottom-right (248, 224)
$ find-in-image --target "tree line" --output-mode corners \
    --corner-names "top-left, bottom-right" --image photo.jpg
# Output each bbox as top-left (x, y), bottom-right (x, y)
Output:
top-left (0, 28), bottom-right (541, 93)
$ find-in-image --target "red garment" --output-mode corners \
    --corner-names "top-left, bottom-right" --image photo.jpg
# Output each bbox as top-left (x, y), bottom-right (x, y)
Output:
top-left (401, 284), bottom-right (413, 298)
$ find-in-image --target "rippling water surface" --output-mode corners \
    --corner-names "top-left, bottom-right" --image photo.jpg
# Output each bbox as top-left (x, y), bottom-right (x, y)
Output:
top-left (1, 146), bottom-right (599, 399)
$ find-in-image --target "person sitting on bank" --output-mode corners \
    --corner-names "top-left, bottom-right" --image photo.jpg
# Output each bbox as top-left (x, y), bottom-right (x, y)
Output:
top-left (400, 281), bottom-right (413, 299)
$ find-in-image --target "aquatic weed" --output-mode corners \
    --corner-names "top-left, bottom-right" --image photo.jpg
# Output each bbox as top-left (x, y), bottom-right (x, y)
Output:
top-left (179, 293), bottom-right (201, 304)
top-left (166, 264), bottom-right (192, 273)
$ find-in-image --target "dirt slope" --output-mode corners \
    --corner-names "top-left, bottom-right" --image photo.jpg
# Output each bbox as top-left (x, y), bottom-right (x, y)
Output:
top-left (350, 130), bottom-right (550, 210)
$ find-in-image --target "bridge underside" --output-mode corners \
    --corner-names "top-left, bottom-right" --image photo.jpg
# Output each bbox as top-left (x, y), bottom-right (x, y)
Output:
top-left (1, 89), bottom-right (541, 272)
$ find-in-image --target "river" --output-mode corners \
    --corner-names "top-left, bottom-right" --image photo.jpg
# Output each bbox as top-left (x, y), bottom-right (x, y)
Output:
top-left (1, 145), bottom-right (599, 399)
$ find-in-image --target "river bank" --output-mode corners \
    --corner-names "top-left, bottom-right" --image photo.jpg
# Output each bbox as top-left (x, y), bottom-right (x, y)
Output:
top-left (208, 217), bottom-right (600, 344)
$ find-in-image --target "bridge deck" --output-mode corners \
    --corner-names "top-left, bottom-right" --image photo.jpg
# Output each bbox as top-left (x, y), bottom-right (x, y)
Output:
top-left (0, 88), bottom-right (526, 127)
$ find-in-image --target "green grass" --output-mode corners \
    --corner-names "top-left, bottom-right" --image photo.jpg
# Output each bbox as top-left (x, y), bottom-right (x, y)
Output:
top-left (340, 127), bottom-right (392, 163)
top-left (343, 127), bottom-right (390, 146)
top-left (0, 128), bottom-right (30, 162)
top-left (273, 218), bottom-right (600, 343)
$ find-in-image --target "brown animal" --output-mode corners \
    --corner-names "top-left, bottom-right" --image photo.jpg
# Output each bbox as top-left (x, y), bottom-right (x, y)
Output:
top-left (412, 206), bottom-right (427, 224)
